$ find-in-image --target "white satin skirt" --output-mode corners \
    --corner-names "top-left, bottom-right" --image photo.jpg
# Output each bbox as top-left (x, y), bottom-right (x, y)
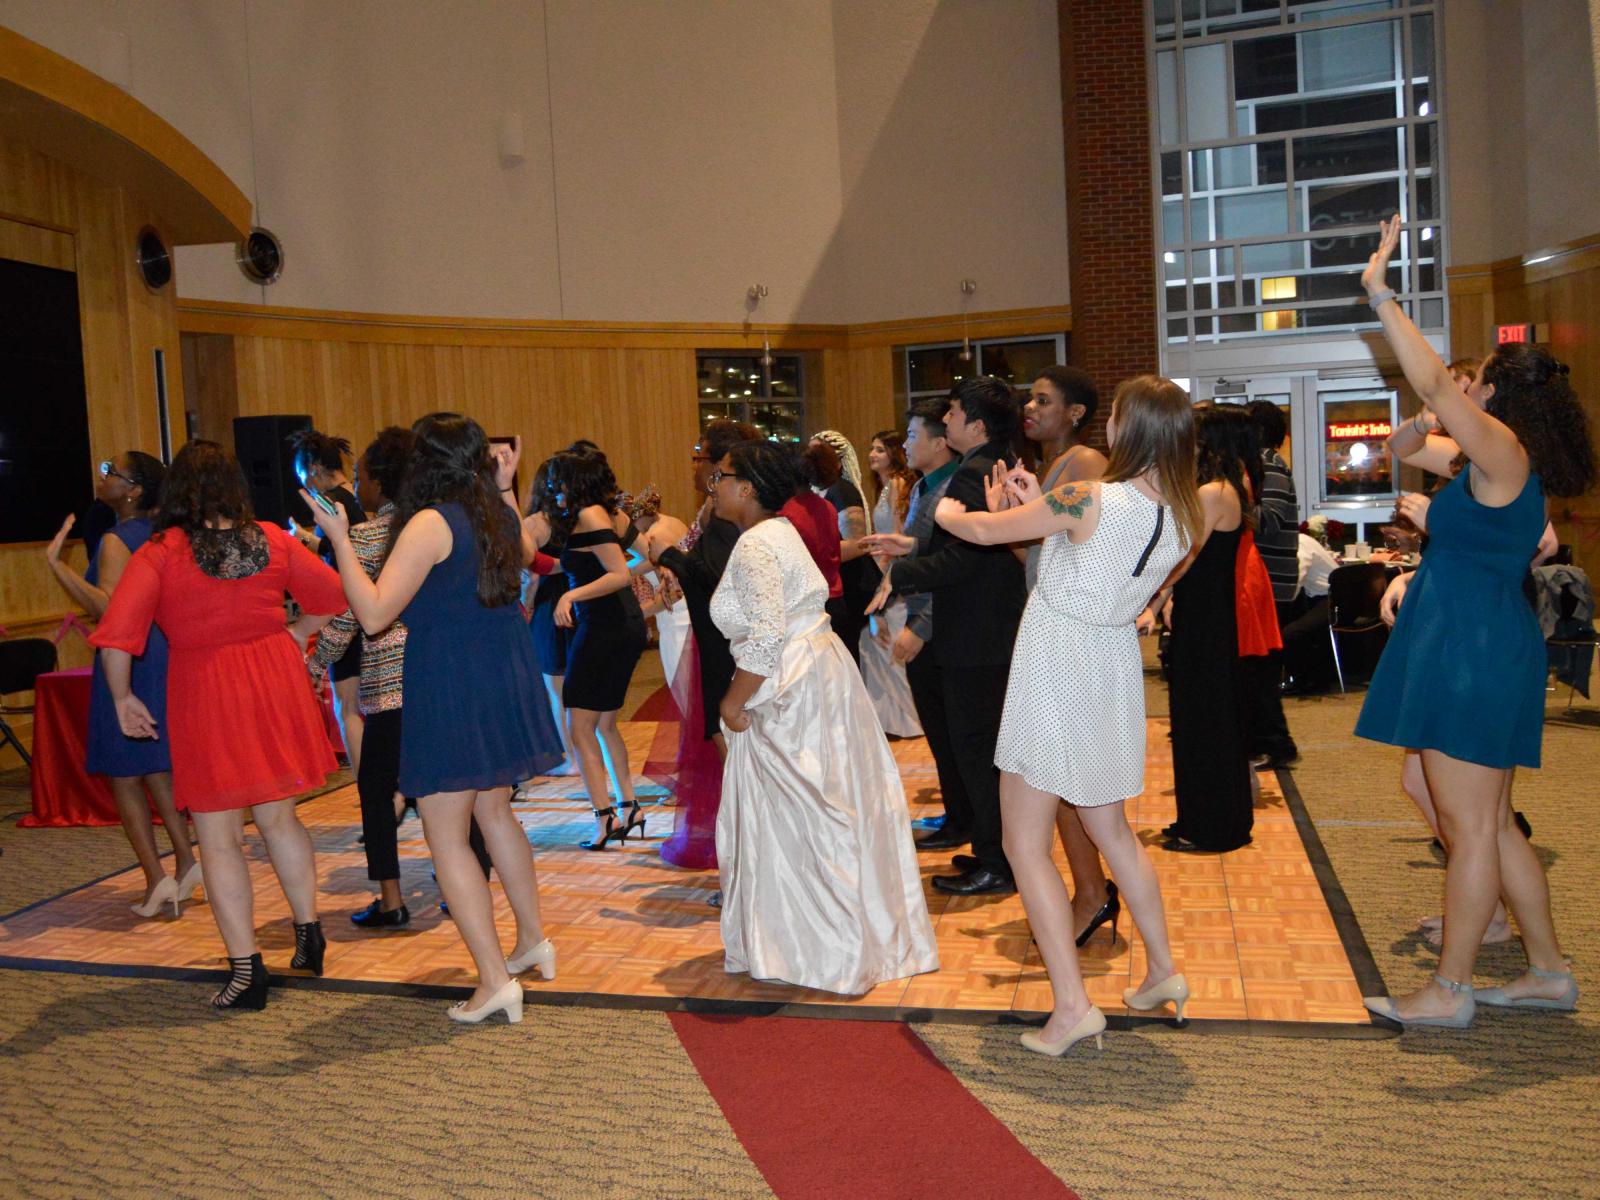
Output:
top-left (717, 614), bottom-right (940, 994)
top-left (857, 599), bottom-right (924, 738)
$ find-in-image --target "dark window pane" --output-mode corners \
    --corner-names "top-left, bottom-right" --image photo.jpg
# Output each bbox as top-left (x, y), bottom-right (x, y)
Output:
top-left (908, 346), bottom-right (966, 394)
top-left (1302, 272), bottom-right (1366, 302)
top-left (1257, 140), bottom-right (1288, 185)
top-left (751, 403), bottom-right (804, 442)
top-left (698, 355), bottom-right (762, 401)
top-left (1294, 128), bottom-right (1400, 181)
top-left (1162, 151), bottom-right (1183, 197)
top-left (1303, 302), bottom-right (1378, 329)
top-left (1220, 312), bottom-right (1257, 334)
top-left (1413, 82), bottom-right (1431, 118)
top-left (1195, 316), bottom-right (1215, 336)
top-left (1410, 13), bottom-right (1434, 82)
top-left (1167, 285), bottom-right (1189, 314)
top-left (700, 402), bottom-right (742, 427)
top-left (1413, 121), bottom-right (1436, 169)
top-left (1255, 90), bottom-right (1397, 134)
top-left (770, 356), bottom-right (803, 397)
top-left (1311, 228), bottom-right (1381, 269)
top-left (1414, 174), bottom-right (1436, 220)
top-left (1167, 318), bottom-right (1188, 341)
top-left (1307, 179), bottom-right (1400, 237)
top-left (1235, 34), bottom-right (1298, 99)
top-left (980, 340), bottom-right (1058, 384)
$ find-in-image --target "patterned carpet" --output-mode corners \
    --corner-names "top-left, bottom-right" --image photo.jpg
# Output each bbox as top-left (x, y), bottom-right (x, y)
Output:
top-left (2, 654), bottom-right (1598, 1199)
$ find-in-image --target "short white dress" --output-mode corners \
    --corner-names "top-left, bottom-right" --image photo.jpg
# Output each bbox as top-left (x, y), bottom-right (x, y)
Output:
top-left (995, 481), bottom-right (1187, 806)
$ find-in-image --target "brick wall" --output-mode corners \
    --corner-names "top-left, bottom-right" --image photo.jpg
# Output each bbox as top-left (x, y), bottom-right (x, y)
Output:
top-left (1059, 0), bottom-right (1158, 450)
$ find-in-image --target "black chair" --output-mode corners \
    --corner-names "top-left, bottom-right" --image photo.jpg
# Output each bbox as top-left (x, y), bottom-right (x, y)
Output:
top-left (1327, 563), bottom-right (1392, 692)
top-left (0, 638), bottom-right (59, 766)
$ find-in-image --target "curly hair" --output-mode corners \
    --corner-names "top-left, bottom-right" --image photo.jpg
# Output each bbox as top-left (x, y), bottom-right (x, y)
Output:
top-left (730, 440), bottom-right (801, 512)
top-left (154, 440), bottom-right (256, 535)
top-left (1197, 404), bottom-right (1262, 524)
top-left (121, 451), bottom-right (166, 514)
top-left (1034, 365), bottom-right (1099, 429)
top-left (387, 413), bottom-right (521, 607)
top-left (543, 450), bottom-right (620, 533)
top-left (359, 426), bottom-right (415, 503)
top-left (289, 429), bottom-right (352, 477)
top-left (698, 418), bottom-right (762, 466)
top-left (1481, 344), bottom-right (1596, 498)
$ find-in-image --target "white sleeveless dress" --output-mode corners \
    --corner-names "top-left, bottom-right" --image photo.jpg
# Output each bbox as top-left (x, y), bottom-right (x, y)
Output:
top-left (995, 481), bottom-right (1187, 807)
top-left (856, 488), bottom-right (923, 737)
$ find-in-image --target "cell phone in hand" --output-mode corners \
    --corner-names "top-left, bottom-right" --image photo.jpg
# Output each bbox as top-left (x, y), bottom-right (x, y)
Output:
top-left (308, 490), bottom-right (339, 515)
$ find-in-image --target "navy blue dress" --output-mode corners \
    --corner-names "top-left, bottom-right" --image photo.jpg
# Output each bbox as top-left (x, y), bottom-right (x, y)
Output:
top-left (86, 517), bottom-right (171, 777)
top-left (398, 502), bottom-right (563, 795)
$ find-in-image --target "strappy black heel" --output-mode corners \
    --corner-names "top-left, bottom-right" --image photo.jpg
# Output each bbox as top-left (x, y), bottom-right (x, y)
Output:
top-left (580, 806), bottom-right (626, 851)
top-left (291, 920), bottom-right (326, 975)
top-left (618, 799), bottom-right (647, 841)
top-left (212, 953), bottom-right (268, 1011)
top-left (1075, 881), bottom-right (1121, 948)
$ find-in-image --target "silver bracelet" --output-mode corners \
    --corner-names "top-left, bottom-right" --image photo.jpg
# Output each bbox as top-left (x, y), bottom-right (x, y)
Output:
top-left (1411, 412), bottom-right (1428, 435)
top-left (1367, 288), bottom-right (1396, 309)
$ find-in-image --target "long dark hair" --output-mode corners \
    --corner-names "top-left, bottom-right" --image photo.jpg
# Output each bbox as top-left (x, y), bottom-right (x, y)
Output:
top-left (1481, 343), bottom-right (1596, 498)
top-left (1197, 404), bottom-right (1261, 526)
top-left (154, 440), bottom-right (255, 535)
top-left (388, 413), bottom-right (521, 607)
top-left (360, 427), bottom-right (414, 503)
top-left (542, 450), bottom-right (620, 534)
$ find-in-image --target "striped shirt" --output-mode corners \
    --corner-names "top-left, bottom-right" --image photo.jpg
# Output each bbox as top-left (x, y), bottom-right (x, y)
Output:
top-left (1257, 450), bottom-right (1300, 604)
top-left (308, 504), bottom-right (405, 714)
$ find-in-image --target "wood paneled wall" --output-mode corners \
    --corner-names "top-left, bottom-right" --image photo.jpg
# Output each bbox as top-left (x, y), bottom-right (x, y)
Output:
top-left (0, 132), bottom-right (184, 663)
top-left (1447, 234), bottom-right (1600, 581)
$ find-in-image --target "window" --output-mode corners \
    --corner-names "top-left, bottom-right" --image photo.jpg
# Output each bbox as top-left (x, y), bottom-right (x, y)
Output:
top-left (904, 335), bottom-right (1068, 405)
top-left (1151, 3), bottom-right (1445, 349)
top-left (696, 352), bottom-right (808, 442)
top-left (1320, 387), bottom-right (1398, 502)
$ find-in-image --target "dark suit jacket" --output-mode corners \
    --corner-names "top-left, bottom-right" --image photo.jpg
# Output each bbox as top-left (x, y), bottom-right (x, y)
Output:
top-left (889, 439), bottom-right (1025, 668)
top-left (656, 516), bottom-right (740, 734)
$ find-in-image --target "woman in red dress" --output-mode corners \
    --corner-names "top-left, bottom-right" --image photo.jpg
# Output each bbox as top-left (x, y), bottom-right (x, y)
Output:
top-left (92, 441), bottom-right (346, 1011)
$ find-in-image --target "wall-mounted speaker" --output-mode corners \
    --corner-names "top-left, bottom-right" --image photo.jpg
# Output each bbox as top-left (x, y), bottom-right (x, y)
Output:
top-left (237, 227), bottom-right (285, 285)
top-left (233, 414), bottom-right (311, 528)
top-left (136, 227), bottom-right (172, 291)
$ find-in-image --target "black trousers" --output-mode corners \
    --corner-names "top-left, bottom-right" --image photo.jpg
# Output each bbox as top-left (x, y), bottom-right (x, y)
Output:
top-left (1240, 652), bottom-right (1297, 760)
top-left (358, 709), bottom-right (491, 884)
top-left (826, 596), bottom-right (865, 666)
top-left (1281, 596), bottom-right (1335, 690)
top-left (940, 662), bottom-right (1011, 879)
top-left (904, 648), bottom-right (971, 836)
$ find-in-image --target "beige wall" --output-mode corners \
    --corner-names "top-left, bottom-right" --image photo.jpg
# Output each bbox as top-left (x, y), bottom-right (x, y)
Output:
top-left (0, 0), bottom-right (1067, 324)
top-left (1446, 0), bottom-right (1600, 265)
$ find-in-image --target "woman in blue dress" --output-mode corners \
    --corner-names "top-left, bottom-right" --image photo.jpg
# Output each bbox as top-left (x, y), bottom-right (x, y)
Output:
top-left (45, 452), bottom-right (198, 918)
top-left (1356, 217), bottom-right (1594, 1026)
top-left (312, 414), bottom-right (563, 1025)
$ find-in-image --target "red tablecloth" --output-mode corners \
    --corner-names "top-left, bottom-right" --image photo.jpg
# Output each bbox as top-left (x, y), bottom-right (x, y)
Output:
top-left (22, 667), bottom-right (346, 829)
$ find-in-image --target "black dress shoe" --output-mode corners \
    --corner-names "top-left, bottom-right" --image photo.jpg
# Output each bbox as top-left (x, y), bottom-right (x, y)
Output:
top-left (1160, 822), bottom-right (1184, 840)
top-left (1514, 810), bottom-right (1532, 840)
top-left (350, 899), bottom-right (410, 929)
top-left (932, 867), bottom-right (1016, 896)
top-left (915, 829), bottom-right (972, 851)
top-left (951, 853), bottom-right (979, 872)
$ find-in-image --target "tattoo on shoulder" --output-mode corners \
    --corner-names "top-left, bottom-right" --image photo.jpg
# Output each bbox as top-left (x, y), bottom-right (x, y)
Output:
top-left (1044, 483), bottom-right (1094, 518)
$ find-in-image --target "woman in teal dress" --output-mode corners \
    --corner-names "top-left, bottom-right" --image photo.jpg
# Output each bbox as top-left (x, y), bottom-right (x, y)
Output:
top-left (1355, 217), bottom-right (1594, 1027)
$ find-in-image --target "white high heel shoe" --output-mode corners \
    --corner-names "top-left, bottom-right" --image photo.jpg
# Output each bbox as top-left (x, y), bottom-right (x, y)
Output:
top-left (1124, 972), bottom-right (1190, 1022)
top-left (447, 978), bottom-right (524, 1025)
top-left (175, 861), bottom-right (204, 902)
top-left (130, 876), bottom-right (179, 919)
top-left (505, 938), bottom-right (557, 981)
top-left (1020, 1005), bottom-right (1107, 1056)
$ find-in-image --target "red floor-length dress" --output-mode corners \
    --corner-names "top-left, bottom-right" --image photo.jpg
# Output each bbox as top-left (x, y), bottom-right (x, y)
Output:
top-left (89, 523), bottom-right (347, 813)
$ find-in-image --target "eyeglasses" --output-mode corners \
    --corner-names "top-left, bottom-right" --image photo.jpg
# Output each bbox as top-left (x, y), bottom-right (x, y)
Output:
top-left (99, 461), bottom-right (136, 485)
top-left (709, 469), bottom-right (746, 487)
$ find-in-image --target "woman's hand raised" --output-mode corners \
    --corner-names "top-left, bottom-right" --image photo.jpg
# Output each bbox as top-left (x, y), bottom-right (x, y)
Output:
top-left (492, 436), bottom-right (522, 494)
top-left (1361, 214), bottom-right (1402, 297)
top-left (298, 489), bottom-right (349, 541)
top-left (45, 514), bottom-right (73, 566)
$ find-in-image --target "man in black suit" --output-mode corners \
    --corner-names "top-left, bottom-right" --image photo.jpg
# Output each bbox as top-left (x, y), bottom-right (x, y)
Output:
top-left (865, 376), bottom-right (1026, 896)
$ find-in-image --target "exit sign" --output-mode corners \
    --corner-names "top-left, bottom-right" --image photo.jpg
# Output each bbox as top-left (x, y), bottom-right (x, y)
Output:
top-left (1497, 322), bottom-right (1549, 345)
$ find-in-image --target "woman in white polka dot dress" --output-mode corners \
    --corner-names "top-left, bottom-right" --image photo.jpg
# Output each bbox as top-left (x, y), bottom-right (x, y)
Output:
top-left (934, 376), bottom-right (1204, 1057)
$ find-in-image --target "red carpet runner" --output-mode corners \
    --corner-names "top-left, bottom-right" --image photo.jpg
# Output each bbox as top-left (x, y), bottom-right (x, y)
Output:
top-left (671, 1014), bottom-right (1078, 1199)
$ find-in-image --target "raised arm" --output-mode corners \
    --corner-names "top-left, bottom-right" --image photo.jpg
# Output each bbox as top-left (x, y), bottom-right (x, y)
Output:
top-left (1364, 216), bottom-right (1527, 492)
top-left (936, 477), bottom-right (1099, 546)
top-left (44, 516), bottom-right (113, 618)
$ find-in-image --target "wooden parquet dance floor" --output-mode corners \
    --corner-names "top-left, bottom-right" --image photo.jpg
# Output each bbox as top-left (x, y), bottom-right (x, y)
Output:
top-left (0, 719), bottom-right (1375, 1028)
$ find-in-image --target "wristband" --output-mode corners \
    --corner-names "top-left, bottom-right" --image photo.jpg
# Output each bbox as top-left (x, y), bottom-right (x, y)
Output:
top-left (1411, 412), bottom-right (1428, 435)
top-left (1366, 288), bottom-right (1396, 309)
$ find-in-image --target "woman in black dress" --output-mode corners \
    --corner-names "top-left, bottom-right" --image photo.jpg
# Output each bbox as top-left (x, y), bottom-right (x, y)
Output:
top-left (524, 458), bottom-right (579, 775)
top-left (1137, 405), bottom-right (1254, 853)
top-left (541, 450), bottom-right (649, 849)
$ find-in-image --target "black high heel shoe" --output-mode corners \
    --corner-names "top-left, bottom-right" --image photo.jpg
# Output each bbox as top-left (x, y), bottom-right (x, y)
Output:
top-left (1075, 881), bottom-right (1121, 949)
top-left (212, 952), bottom-right (269, 1011)
top-left (580, 806), bottom-right (626, 851)
top-left (291, 920), bottom-right (326, 976)
top-left (617, 799), bottom-right (647, 842)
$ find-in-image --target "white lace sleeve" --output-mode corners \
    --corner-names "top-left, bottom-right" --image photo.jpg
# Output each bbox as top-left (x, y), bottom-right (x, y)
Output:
top-left (728, 535), bottom-right (787, 677)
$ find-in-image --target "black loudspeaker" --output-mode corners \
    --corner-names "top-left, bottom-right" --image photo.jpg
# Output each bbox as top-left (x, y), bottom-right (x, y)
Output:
top-left (233, 414), bottom-right (312, 528)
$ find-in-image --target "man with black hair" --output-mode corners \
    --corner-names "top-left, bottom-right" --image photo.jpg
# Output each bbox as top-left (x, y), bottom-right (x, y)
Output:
top-left (866, 376), bottom-right (1026, 896)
